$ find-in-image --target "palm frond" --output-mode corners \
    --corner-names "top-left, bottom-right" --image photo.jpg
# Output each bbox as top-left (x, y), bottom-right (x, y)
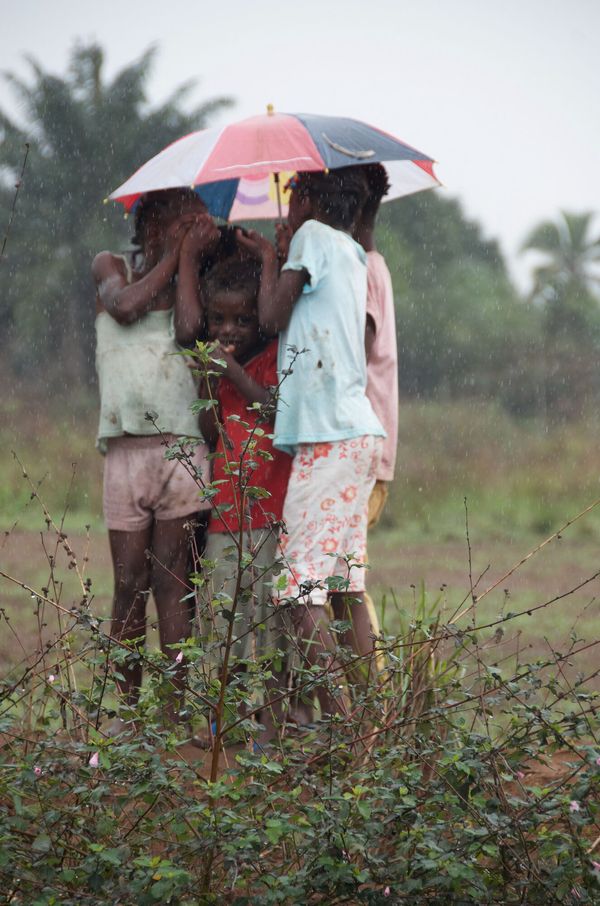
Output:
top-left (520, 221), bottom-right (562, 254)
top-left (562, 211), bottom-right (596, 254)
top-left (2, 71), bottom-right (39, 120)
top-left (189, 96), bottom-right (235, 130)
top-left (107, 45), bottom-right (158, 107)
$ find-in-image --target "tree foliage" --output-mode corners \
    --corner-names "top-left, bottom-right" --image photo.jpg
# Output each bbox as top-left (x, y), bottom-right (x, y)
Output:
top-left (521, 211), bottom-right (600, 417)
top-left (0, 42), bottom-right (233, 383)
top-left (376, 193), bottom-right (543, 414)
top-left (522, 211), bottom-right (600, 336)
top-left (522, 211), bottom-right (600, 298)
top-left (1, 41), bottom-right (598, 419)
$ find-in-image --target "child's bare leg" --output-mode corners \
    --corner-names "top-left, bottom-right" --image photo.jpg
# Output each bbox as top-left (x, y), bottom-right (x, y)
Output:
top-left (257, 666), bottom-right (288, 743)
top-left (289, 690), bottom-right (315, 727)
top-left (294, 604), bottom-right (347, 718)
top-left (151, 516), bottom-right (196, 722)
top-left (330, 591), bottom-right (376, 691)
top-left (108, 528), bottom-right (153, 706)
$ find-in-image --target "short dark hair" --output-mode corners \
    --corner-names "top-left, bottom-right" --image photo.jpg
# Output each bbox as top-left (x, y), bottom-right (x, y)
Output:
top-left (203, 258), bottom-right (261, 305)
top-left (131, 188), bottom-right (201, 248)
top-left (295, 167), bottom-right (369, 230)
top-left (358, 163), bottom-right (390, 221)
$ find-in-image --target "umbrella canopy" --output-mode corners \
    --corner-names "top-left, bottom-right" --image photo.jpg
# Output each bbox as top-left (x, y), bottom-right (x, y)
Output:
top-left (108, 111), bottom-right (440, 221)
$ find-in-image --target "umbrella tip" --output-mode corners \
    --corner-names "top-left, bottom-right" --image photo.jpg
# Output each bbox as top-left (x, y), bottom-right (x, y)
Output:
top-left (103, 197), bottom-right (109, 204)
top-left (266, 103), bottom-right (275, 116)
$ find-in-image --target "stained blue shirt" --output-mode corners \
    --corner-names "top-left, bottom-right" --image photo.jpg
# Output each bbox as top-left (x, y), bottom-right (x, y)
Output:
top-left (275, 219), bottom-right (385, 454)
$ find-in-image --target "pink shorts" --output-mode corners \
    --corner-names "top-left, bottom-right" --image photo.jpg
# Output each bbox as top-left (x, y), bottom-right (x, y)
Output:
top-left (103, 435), bottom-right (211, 532)
top-left (278, 436), bottom-right (382, 607)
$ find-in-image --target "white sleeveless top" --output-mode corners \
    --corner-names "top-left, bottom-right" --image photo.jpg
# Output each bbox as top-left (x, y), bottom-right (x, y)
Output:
top-left (95, 259), bottom-right (201, 451)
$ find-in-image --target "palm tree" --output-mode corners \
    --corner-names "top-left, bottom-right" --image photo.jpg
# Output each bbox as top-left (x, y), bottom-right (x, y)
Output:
top-left (0, 43), bottom-right (233, 384)
top-left (521, 212), bottom-right (600, 417)
top-left (521, 211), bottom-right (600, 305)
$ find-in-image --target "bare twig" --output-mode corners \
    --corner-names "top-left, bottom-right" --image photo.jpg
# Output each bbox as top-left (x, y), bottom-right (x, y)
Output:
top-left (0, 142), bottom-right (29, 264)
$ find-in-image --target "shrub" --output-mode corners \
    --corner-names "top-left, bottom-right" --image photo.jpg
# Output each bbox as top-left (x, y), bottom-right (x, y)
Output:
top-left (2, 477), bottom-right (600, 902)
top-left (1, 344), bottom-right (599, 904)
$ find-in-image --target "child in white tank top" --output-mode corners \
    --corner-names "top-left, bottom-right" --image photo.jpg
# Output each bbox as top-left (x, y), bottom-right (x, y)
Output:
top-left (92, 189), bottom-right (219, 732)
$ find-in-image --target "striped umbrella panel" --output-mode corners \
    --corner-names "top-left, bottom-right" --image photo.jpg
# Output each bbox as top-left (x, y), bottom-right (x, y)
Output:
top-left (109, 112), bottom-right (439, 220)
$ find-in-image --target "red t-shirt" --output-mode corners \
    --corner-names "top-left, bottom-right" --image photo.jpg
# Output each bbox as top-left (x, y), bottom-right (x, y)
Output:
top-left (209, 340), bottom-right (292, 534)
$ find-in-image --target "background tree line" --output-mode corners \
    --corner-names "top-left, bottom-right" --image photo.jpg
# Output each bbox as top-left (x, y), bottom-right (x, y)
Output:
top-left (1, 42), bottom-right (599, 419)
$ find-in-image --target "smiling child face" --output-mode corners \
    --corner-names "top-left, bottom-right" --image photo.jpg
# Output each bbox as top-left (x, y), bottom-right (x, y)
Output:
top-left (206, 290), bottom-right (260, 363)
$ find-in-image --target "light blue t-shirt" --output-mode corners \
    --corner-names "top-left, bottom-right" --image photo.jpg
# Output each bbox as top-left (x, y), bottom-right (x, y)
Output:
top-left (275, 219), bottom-right (385, 455)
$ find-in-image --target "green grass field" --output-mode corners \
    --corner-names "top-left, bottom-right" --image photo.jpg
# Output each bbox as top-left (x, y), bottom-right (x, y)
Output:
top-left (1, 394), bottom-right (599, 676)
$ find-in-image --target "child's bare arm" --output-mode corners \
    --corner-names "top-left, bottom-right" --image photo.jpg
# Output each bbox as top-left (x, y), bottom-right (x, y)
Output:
top-left (199, 346), bottom-right (271, 448)
top-left (175, 216), bottom-right (221, 345)
top-left (275, 222), bottom-right (293, 263)
top-left (365, 313), bottom-right (376, 361)
top-left (93, 251), bottom-right (178, 324)
top-left (92, 219), bottom-right (190, 324)
top-left (214, 343), bottom-right (271, 406)
top-left (236, 230), bottom-right (307, 335)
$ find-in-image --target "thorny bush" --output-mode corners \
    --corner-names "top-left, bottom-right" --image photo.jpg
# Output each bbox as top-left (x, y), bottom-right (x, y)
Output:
top-left (1, 343), bottom-right (600, 905)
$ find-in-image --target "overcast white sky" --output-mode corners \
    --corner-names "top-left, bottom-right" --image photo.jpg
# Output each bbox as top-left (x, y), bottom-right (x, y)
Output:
top-left (2, 0), bottom-right (599, 289)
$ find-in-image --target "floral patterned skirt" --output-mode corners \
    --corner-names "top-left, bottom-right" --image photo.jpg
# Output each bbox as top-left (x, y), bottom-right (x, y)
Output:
top-left (278, 436), bottom-right (382, 607)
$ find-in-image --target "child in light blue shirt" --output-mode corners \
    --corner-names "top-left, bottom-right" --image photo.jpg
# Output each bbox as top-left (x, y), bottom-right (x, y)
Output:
top-left (275, 216), bottom-right (384, 452)
top-left (238, 168), bottom-right (385, 718)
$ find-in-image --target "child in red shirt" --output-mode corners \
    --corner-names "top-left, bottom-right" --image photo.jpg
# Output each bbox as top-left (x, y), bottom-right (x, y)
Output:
top-left (199, 259), bottom-right (292, 742)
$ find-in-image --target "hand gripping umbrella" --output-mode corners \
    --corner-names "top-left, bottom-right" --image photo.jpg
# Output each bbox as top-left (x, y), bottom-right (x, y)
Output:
top-left (108, 107), bottom-right (440, 220)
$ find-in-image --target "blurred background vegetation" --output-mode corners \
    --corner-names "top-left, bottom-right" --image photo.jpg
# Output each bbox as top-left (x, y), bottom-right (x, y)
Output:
top-left (1, 42), bottom-right (599, 544)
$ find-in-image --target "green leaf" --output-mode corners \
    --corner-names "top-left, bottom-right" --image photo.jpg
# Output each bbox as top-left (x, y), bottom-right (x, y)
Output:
top-left (190, 398), bottom-right (217, 413)
top-left (356, 801), bottom-right (371, 819)
top-left (32, 834), bottom-right (52, 853)
top-left (245, 486), bottom-right (271, 500)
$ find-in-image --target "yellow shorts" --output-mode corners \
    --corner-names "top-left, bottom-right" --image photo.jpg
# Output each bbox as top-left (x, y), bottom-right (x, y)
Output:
top-left (367, 480), bottom-right (389, 530)
top-left (364, 480), bottom-right (389, 646)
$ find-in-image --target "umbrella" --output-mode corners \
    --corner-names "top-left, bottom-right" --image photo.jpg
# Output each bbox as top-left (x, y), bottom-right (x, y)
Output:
top-left (108, 109), bottom-right (440, 221)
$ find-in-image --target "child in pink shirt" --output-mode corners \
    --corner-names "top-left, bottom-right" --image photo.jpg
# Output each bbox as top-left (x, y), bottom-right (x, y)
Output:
top-left (357, 164), bottom-right (398, 492)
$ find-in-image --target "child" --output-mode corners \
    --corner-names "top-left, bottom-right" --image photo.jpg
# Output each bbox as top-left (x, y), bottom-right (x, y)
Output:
top-left (92, 189), bottom-right (220, 730)
top-left (332, 163), bottom-right (398, 665)
top-left (239, 168), bottom-right (386, 716)
top-left (199, 258), bottom-right (292, 741)
top-left (354, 164), bottom-right (398, 501)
